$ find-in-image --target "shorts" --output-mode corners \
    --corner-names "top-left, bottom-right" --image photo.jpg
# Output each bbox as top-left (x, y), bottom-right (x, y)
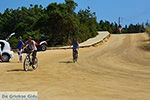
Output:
top-left (32, 50), bottom-right (37, 59)
top-left (17, 48), bottom-right (23, 57)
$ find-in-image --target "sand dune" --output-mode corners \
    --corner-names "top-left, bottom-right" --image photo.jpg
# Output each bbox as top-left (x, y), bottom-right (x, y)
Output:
top-left (0, 33), bottom-right (150, 100)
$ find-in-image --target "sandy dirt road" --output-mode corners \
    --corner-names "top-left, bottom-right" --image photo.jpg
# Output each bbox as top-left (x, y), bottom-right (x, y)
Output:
top-left (0, 33), bottom-right (150, 100)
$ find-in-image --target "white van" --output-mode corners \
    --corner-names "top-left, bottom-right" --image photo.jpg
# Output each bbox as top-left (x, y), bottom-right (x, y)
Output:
top-left (0, 40), bottom-right (14, 62)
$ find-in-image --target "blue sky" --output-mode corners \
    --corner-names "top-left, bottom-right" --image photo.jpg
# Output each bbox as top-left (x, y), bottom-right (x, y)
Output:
top-left (0, 0), bottom-right (150, 26)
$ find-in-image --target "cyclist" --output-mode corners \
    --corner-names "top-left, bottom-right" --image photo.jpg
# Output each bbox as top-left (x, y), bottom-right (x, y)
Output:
top-left (72, 39), bottom-right (79, 53)
top-left (24, 36), bottom-right (37, 67)
top-left (72, 39), bottom-right (79, 62)
top-left (17, 36), bottom-right (24, 63)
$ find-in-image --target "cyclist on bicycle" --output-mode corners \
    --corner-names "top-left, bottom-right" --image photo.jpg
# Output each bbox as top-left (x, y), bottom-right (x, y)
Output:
top-left (24, 36), bottom-right (37, 66)
top-left (72, 38), bottom-right (79, 56)
top-left (72, 39), bottom-right (79, 52)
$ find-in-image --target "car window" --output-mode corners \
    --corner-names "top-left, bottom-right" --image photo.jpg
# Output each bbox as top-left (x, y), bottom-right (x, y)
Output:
top-left (0, 42), bottom-right (5, 51)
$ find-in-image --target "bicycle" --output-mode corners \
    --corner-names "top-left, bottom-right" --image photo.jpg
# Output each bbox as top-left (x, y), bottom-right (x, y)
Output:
top-left (73, 49), bottom-right (78, 63)
top-left (23, 51), bottom-right (38, 71)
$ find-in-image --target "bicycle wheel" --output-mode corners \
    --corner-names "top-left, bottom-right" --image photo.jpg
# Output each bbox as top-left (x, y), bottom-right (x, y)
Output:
top-left (74, 55), bottom-right (78, 63)
top-left (23, 56), bottom-right (30, 71)
top-left (73, 51), bottom-right (78, 63)
top-left (32, 57), bottom-right (38, 70)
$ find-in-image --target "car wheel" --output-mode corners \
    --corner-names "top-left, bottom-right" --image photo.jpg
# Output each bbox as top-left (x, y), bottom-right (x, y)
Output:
top-left (41, 44), bottom-right (46, 51)
top-left (2, 54), bottom-right (10, 62)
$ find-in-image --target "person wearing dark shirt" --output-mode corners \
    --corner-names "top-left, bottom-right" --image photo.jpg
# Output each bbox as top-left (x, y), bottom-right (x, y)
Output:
top-left (72, 39), bottom-right (79, 61)
top-left (17, 36), bottom-right (24, 63)
top-left (72, 39), bottom-right (79, 51)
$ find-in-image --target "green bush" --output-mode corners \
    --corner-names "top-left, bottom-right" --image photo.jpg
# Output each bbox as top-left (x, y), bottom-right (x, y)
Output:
top-left (0, 0), bottom-right (98, 47)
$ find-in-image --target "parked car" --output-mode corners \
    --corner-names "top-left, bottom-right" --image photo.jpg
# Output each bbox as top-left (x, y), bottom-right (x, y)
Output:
top-left (0, 40), bottom-right (14, 62)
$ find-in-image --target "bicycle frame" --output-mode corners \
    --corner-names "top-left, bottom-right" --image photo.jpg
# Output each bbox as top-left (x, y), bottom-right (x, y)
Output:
top-left (73, 49), bottom-right (78, 63)
top-left (26, 52), bottom-right (32, 63)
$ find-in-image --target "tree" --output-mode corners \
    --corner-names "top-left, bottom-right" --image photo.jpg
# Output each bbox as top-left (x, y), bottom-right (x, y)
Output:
top-left (78, 7), bottom-right (98, 38)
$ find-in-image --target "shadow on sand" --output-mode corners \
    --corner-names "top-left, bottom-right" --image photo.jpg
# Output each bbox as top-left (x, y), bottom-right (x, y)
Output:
top-left (139, 39), bottom-right (150, 52)
top-left (59, 61), bottom-right (73, 64)
top-left (140, 39), bottom-right (150, 42)
top-left (7, 69), bottom-right (33, 72)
